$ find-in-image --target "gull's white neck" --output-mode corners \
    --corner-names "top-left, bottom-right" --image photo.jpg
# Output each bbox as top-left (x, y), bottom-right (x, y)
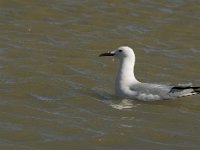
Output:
top-left (115, 55), bottom-right (139, 96)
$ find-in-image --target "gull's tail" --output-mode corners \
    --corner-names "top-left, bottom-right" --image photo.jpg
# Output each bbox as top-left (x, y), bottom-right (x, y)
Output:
top-left (169, 86), bottom-right (200, 98)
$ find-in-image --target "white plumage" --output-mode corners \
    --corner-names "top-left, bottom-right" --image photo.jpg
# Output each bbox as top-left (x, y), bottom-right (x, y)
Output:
top-left (99, 46), bottom-right (200, 101)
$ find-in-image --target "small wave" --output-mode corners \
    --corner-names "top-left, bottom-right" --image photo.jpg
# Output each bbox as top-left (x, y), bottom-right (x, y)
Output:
top-left (30, 93), bottom-right (61, 101)
top-left (110, 99), bottom-right (139, 110)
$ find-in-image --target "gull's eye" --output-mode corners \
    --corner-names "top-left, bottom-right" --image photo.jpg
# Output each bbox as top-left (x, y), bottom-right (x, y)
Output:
top-left (119, 49), bottom-right (122, 52)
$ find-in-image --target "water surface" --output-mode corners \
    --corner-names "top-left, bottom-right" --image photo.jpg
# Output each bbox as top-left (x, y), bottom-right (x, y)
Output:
top-left (0, 0), bottom-right (200, 149)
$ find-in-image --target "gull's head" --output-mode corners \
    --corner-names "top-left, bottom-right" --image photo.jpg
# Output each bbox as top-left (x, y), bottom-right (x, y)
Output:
top-left (99, 46), bottom-right (135, 60)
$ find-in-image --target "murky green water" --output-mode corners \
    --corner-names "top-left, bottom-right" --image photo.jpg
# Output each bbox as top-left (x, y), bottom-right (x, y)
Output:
top-left (0, 0), bottom-right (200, 149)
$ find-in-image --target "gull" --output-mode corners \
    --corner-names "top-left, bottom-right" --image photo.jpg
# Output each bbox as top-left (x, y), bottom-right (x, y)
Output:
top-left (99, 46), bottom-right (200, 101)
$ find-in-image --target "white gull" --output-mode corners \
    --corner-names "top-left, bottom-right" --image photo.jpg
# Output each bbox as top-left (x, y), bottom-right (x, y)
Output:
top-left (99, 46), bottom-right (200, 101)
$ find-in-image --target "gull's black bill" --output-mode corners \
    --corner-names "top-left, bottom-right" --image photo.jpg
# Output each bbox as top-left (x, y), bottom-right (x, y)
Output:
top-left (99, 52), bottom-right (115, 57)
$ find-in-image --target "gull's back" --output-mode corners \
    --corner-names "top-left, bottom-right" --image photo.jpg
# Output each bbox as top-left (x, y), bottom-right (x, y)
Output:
top-left (130, 82), bottom-right (200, 101)
top-left (129, 83), bottom-right (172, 100)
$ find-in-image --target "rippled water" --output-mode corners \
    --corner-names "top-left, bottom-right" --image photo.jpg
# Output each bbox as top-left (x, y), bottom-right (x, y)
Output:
top-left (0, 0), bottom-right (200, 149)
